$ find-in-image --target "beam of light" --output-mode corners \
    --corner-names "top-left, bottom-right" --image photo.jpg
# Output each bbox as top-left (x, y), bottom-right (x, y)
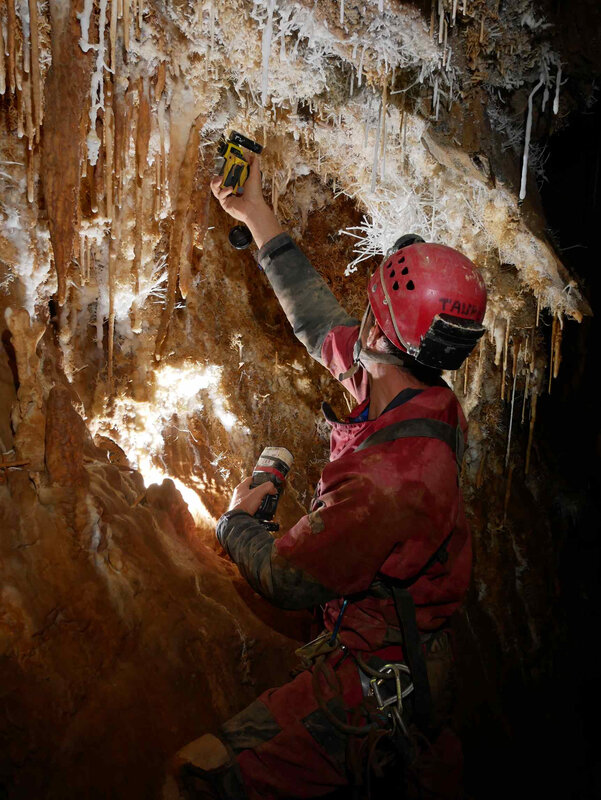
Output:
top-left (90, 360), bottom-right (248, 524)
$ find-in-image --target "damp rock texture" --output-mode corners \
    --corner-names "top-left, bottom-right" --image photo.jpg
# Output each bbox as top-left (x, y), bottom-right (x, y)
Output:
top-left (0, 0), bottom-right (595, 797)
top-left (0, 330), bottom-right (301, 798)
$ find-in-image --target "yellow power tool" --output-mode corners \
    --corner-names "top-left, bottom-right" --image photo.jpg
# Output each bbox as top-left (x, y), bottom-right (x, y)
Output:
top-left (216, 130), bottom-right (263, 195)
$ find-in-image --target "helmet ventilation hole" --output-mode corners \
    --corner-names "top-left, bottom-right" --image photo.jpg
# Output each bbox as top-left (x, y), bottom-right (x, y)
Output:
top-left (406, 280), bottom-right (415, 291)
top-left (390, 270), bottom-right (395, 277)
top-left (392, 281), bottom-right (399, 290)
top-left (398, 256), bottom-right (405, 264)
top-left (401, 267), bottom-right (409, 275)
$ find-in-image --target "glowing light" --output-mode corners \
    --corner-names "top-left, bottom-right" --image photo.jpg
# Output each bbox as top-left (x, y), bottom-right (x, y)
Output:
top-left (91, 360), bottom-right (247, 525)
top-left (138, 458), bottom-right (214, 526)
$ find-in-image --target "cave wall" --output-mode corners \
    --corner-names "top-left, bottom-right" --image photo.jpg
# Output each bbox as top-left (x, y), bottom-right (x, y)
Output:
top-left (0, 1), bottom-right (596, 797)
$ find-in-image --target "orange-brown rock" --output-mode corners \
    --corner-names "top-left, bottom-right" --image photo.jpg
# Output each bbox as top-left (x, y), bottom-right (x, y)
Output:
top-left (41, 1), bottom-right (93, 305)
top-left (0, 386), bottom-right (303, 799)
top-left (45, 386), bottom-right (90, 489)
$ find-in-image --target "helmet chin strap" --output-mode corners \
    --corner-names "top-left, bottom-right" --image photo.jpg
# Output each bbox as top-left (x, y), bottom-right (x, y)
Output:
top-left (338, 305), bottom-right (405, 382)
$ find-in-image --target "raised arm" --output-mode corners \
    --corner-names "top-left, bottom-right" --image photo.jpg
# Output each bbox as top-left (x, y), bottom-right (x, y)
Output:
top-left (211, 157), bottom-right (357, 363)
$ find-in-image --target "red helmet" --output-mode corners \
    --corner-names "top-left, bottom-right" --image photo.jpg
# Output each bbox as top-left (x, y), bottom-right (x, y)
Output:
top-left (367, 238), bottom-right (487, 370)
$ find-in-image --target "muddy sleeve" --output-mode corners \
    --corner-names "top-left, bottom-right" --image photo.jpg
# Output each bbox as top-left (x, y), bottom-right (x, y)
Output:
top-left (273, 439), bottom-right (461, 597)
top-left (258, 233), bottom-right (359, 364)
top-left (216, 510), bottom-right (338, 610)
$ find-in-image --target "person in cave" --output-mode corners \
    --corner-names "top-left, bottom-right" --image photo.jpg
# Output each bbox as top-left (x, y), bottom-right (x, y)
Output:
top-left (165, 156), bottom-right (487, 800)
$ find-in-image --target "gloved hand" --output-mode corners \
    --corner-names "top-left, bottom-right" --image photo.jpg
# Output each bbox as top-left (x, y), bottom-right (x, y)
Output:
top-left (227, 476), bottom-right (277, 516)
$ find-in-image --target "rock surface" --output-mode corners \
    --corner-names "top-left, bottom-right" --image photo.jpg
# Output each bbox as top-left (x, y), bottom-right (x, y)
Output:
top-left (0, 342), bottom-right (305, 798)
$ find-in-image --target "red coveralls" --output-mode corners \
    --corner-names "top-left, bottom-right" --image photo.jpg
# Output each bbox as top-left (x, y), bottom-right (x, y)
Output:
top-left (212, 236), bottom-right (470, 800)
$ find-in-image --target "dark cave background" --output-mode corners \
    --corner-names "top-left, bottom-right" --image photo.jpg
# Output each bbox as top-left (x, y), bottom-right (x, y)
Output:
top-left (459, 0), bottom-right (601, 789)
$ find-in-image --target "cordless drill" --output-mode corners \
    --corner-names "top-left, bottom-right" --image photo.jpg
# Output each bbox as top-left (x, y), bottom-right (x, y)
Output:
top-left (215, 131), bottom-right (263, 250)
top-left (250, 447), bottom-right (294, 532)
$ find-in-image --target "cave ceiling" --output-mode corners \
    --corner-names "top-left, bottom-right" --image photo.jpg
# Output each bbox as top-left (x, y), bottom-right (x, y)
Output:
top-left (0, 1), bottom-right (592, 505)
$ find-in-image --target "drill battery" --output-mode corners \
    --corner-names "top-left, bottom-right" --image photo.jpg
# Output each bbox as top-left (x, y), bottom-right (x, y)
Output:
top-left (216, 131), bottom-right (263, 195)
top-left (250, 446), bottom-right (294, 531)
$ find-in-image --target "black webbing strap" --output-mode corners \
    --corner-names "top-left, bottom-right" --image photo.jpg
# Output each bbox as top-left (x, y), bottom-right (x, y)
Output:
top-left (390, 584), bottom-right (434, 734)
top-left (355, 417), bottom-right (465, 472)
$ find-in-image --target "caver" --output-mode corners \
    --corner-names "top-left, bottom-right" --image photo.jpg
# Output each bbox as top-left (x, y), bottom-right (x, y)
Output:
top-left (164, 155), bottom-right (487, 800)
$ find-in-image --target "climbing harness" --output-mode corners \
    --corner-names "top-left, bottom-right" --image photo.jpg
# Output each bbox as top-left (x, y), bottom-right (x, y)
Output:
top-left (293, 413), bottom-right (466, 797)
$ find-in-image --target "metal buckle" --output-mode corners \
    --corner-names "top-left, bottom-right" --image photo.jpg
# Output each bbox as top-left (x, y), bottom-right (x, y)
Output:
top-left (369, 662), bottom-right (414, 735)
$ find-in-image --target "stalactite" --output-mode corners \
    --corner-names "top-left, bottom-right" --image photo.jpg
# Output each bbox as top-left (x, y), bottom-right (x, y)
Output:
top-left (133, 181), bottom-right (143, 295)
top-left (206, 0), bottom-right (215, 78)
top-left (26, 142), bottom-right (34, 202)
top-left (87, 157), bottom-right (98, 214)
top-left (7, 0), bottom-right (16, 94)
top-left (153, 158), bottom-right (161, 220)
top-left (85, 237), bottom-right (92, 284)
top-left (463, 354), bottom-right (469, 395)
top-left (114, 86), bottom-right (132, 211)
top-left (521, 370), bottom-right (530, 424)
top-left (260, 0), bottom-right (275, 106)
top-left (553, 314), bottom-right (563, 379)
top-left (28, 0), bottom-right (41, 135)
top-left (123, 0), bottom-right (130, 55)
top-left (553, 64), bottom-right (562, 115)
top-left (107, 217), bottom-right (119, 391)
top-left (358, 44), bottom-right (366, 86)
top-left (520, 77), bottom-right (544, 201)
top-left (501, 317), bottom-right (509, 401)
top-left (110, 0), bottom-right (118, 75)
top-left (157, 96), bottom-right (167, 215)
top-left (399, 99), bottom-right (405, 171)
top-left (136, 77), bottom-right (150, 180)
top-left (155, 116), bottom-right (204, 357)
top-left (104, 80), bottom-right (115, 220)
top-left (502, 463), bottom-right (514, 526)
top-left (133, 76), bottom-right (151, 294)
top-left (79, 235), bottom-right (86, 283)
top-left (438, 0), bottom-right (444, 45)
top-left (0, 18), bottom-right (5, 95)
top-left (23, 71), bottom-right (34, 148)
top-left (370, 97), bottom-right (383, 192)
top-left (84, 0), bottom-right (109, 166)
top-left (16, 79), bottom-right (24, 139)
top-left (186, 144), bottom-right (213, 286)
top-left (380, 75), bottom-right (388, 180)
top-left (155, 61), bottom-right (166, 100)
top-left (41, 0), bottom-right (94, 304)
top-left (505, 343), bottom-right (519, 468)
top-left (525, 390), bottom-right (538, 474)
top-left (548, 314), bottom-right (557, 393)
